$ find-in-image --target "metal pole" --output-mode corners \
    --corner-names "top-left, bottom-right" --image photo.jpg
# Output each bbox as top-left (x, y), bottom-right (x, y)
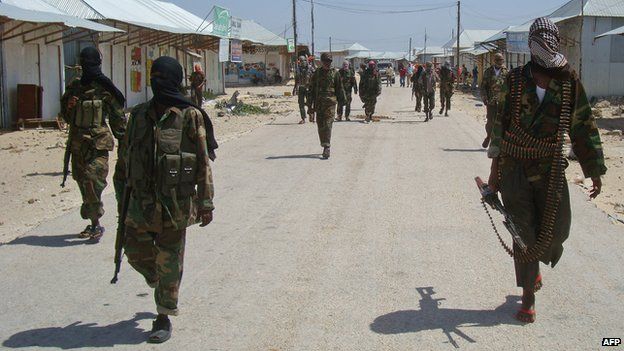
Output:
top-left (329, 36), bottom-right (332, 53)
top-left (456, 1), bottom-right (461, 68)
top-left (292, 0), bottom-right (298, 79)
top-left (408, 37), bottom-right (412, 61)
top-left (424, 28), bottom-right (427, 63)
top-left (311, 0), bottom-right (315, 55)
top-left (579, 0), bottom-right (584, 80)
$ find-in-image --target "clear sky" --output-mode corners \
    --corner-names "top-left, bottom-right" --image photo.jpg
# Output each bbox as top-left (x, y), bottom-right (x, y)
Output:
top-left (168, 0), bottom-right (568, 51)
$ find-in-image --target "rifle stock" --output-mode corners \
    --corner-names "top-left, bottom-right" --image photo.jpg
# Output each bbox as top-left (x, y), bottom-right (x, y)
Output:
top-left (111, 185), bottom-right (131, 284)
top-left (60, 141), bottom-right (71, 188)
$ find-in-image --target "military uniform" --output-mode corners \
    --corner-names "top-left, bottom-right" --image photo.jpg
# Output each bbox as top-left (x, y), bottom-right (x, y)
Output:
top-left (60, 79), bottom-right (125, 227)
top-left (481, 65), bottom-right (509, 146)
top-left (308, 55), bottom-right (346, 158)
top-left (439, 66), bottom-right (455, 116)
top-left (337, 67), bottom-right (358, 120)
top-left (296, 62), bottom-right (313, 122)
top-left (489, 63), bottom-right (606, 290)
top-left (358, 68), bottom-right (382, 121)
top-left (411, 69), bottom-right (424, 112)
top-left (420, 67), bottom-right (439, 121)
top-left (122, 102), bottom-right (214, 316)
top-left (189, 71), bottom-right (205, 107)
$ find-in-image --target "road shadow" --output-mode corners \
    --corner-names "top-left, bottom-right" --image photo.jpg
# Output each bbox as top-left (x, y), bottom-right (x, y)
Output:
top-left (25, 172), bottom-right (64, 177)
top-left (442, 148), bottom-right (486, 153)
top-left (267, 122), bottom-right (303, 126)
top-left (1, 234), bottom-right (91, 248)
top-left (266, 154), bottom-right (322, 160)
top-left (2, 312), bottom-right (155, 349)
top-left (370, 287), bottom-right (523, 349)
top-left (391, 120), bottom-right (427, 124)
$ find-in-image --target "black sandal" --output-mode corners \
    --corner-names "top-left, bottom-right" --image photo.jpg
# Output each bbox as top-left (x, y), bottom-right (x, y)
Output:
top-left (148, 317), bottom-right (172, 344)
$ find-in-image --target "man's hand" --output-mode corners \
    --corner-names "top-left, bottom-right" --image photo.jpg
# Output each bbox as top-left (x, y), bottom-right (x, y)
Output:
top-left (483, 98), bottom-right (489, 106)
top-left (199, 210), bottom-right (213, 227)
top-left (488, 158), bottom-right (500, 193)
top-left (67, 96), bottom-right (79, 110)
top-left (590, 177), bottom-right (602, 199)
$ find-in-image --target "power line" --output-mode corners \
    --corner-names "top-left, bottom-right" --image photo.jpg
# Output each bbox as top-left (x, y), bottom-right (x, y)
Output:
top-left (297, 0), bottom-right (455, 15)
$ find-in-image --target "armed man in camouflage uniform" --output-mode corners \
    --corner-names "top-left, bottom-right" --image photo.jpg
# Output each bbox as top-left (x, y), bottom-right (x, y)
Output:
top-left (480, 53), bottom-right (509, 148)
top-left (121, 56), bottom-right (217, 343)
top-left (420, 62), bottom-right (439, 121)
top-left (411, 65), bottom-right (424, 112)
top-left (439, 61), bottom-right (455, 116)
top-left (487, 18), bottom-right (606, 324)
top-left (295, 56), bottom-right (314, 124)
top-left (189, 64), bottom-right (205, 107)
top-left (60, 47), bottom-right (125, 241)
top-left (308, 53), bottom-right (346, 159)
top-left (337, 60), bottom-right (358, 121)
top-left (358, 60), bottom-right (382, 123)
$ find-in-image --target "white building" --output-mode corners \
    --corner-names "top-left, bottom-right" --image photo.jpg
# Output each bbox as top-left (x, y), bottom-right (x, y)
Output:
top-left (317, 42), bottom-right (370, 68)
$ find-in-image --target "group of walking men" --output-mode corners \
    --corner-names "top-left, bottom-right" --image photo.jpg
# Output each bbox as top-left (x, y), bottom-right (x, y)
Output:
top-left (410, 61), bottom-right (456, 121)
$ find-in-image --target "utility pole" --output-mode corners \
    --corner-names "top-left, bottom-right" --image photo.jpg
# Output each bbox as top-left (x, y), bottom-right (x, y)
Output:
top-left (579, 0), bottom-right (584, 80)
top-left (329, 36), bottom-right (332, 53)
top-left (424, 28), bottom-right (427, 63)
top-left (292, 0), bottom-right (298, 80)
top-left (456, 0), bottom-right (461, 69)
top-left (311, 0), bottom-right (315, 56)
top-left (408, 37), bottom-right (412, 62)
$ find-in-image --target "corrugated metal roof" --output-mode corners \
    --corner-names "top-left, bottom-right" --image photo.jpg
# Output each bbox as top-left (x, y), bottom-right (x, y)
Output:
top-left (318, 42), bottom-right (370, 53)
top-left (415, 46), bottom-right (445, 55)
top-left (1, 0), bottom-right (66, 13)
top-left (0, 2), bottom-right (121, 31)
top-left (595, 24), bottom-right (624, 38)
top-left (550, 0), bottom-right (624, 18)
top-left (240, 20), bottom-right (285, 46)
top-left (40, 0), bottom-right (102, 19)
top-left (346, 51), bottom-right (408, 60)
top-left (443, 30), bottom-right (500, 49)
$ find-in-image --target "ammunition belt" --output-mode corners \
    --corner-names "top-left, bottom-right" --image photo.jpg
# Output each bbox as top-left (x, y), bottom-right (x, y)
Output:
top-left (497, 69), bottom-right (573, 264)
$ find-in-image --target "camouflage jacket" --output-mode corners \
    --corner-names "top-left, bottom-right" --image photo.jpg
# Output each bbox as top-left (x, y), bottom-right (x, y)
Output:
top-left (420, 70), bottom-right (439, 94)
top-left (190, 71), bottom-right (205, 89)
top-left (358, 68), bottom-right (381, 97)
top-left (439, 67), bottom-right (455, 94)
top-left (123, 101), bottom-right (214, 230)
top-left (489, 63), bottom-right (607, 180)
top-left (339, 68), bottom-right (358, 95)
top-left (480, 66), bottom-right (509, 105)
top-left (61, 79), bottom-right (125, 150)
top-left (308, 67), bottom-right (346, 106)
top-left (296, 64), bottom-right (313, 90)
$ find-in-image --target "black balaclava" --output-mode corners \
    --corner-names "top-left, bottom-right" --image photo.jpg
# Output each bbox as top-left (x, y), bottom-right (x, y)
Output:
top-left (79, 47), bottom-right (125, 105)
top-left (150, 56), bottom-right (218, 160)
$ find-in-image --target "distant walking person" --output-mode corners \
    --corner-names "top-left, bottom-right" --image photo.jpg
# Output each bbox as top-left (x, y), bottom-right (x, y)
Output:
top-left (399, 64), bottom-right (407, 87)
top-left (439, 61), bottom-right (455, 116)
top-left (308, 53), bottom-right (346, 159)
top-left (386, 65), bottom-right (394, 87)
top-left (295, 56), bottom-right (314, 124)
top-left (60, 47), bottom-right (126, 241)
top-left (411, 65), bottom-right (424, 112)
top-left (406, 63), bottom-right (414, 88)
top-left (359, 60), bottom-right (382, 123)
top-left (420, 62), bottom-right (439, 121)
top-left (190, 64), bottom-right (205, 106)
top-left (472, 65), bottom-right (479, 90)
top-left (337, 60), bottom-right (358, 121)
top-left (480, 53), bottom-right (508, 148)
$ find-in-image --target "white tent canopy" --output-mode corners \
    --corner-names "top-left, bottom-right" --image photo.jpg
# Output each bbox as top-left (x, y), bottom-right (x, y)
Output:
top-left (595, 24), bottom-right (624, 39)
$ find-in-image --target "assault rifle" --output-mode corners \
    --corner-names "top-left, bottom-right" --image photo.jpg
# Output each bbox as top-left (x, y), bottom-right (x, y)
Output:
top-left (475, 177), bottom-right (527, 251)
top-left (111, 185), bottom-right (131, 284)
top-left (60, 142), bottom-right (71, 187)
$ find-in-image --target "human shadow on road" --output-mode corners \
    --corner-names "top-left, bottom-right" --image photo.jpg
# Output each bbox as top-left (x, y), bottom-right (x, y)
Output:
top-left (24, 171), bottom-right (64, 177)
top-left (442, 148), bottom-right (486, 153)
top-left (2, 312), bottom-right (155, 349)
top-left (391, 120), bottom-right (427, 124)
top-left (370, 287), bottom-right (522, 349)
top-left (1, 234), bottom-right (91, 248)
top-left (266, 154), bottom-right (322, 160)
top-left (267, 122), bottom-right (303, 126)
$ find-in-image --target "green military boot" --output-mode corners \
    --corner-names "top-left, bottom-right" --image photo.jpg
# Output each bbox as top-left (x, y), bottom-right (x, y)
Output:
top-left (322, 147), bottom-right (330, 159)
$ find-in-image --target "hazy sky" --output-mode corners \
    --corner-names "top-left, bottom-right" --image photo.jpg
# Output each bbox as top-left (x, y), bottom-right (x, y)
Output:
top-left (168, 0), bottom-right (568, 51)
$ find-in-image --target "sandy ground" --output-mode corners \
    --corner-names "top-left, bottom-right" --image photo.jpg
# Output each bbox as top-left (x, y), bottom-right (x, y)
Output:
top-left (0, 85), bottom-right (298, 242)
top-left (451, 87), bottom-right (624, 225)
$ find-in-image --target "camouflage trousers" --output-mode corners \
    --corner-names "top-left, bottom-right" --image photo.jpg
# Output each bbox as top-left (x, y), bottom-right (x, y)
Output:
top-left (125, 225), bottom-right (186, 316)
top-left (485, 103), bottom-right (498, 140)
top-left (316, 100), bottom-right (336, 147)
top-left (440, 89), bottom-right (453, 112)
top-left (500, 163), bottom-right (571, 289)
top-left (423, 92), bottom-right (435, 113)
top-left (361, 96), bottom-right (377, 117)
top-left (113, 143), bottom-right (126, 216)
top-left (298, 86), bottom-right (309, 120)
top-left (192, 87), bottom-right (203, 107)
top-left (71, 143), bottom-right (109, 221)
top-left (337, 92), bottom-right (353, 118)
top-left (414, 89), bottom-right (423, 111)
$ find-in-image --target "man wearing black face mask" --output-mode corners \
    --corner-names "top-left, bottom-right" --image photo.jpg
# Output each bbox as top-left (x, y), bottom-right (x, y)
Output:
top-left (60, 47), bottom-right (126, 241)
top-left (119, 56), bottom-right (216, 343)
